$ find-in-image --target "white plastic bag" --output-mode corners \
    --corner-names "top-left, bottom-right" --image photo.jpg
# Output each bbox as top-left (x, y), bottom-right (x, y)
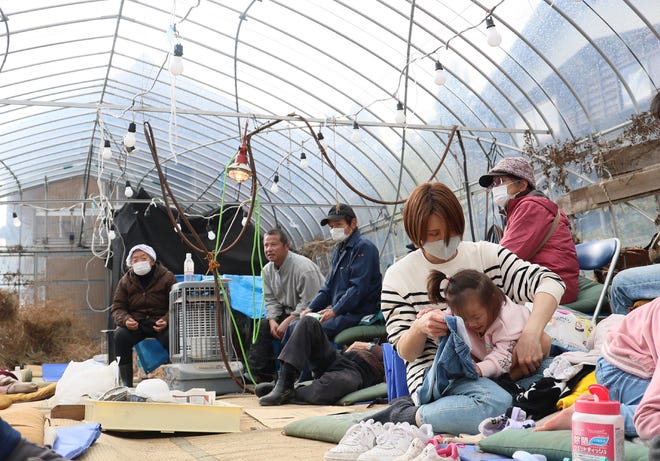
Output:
top-left (54, 359), bottom-right (119, 404)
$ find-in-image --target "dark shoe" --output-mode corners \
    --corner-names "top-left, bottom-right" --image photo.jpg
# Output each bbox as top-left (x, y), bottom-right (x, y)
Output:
top-left (119, 364), bottom-right (133, 387)
top-left (255, 381), bottom-right (275, 397)
top-left (258, 363), bottom-right (299, 406)
top-left (366, 396), bottom-right (418, 425)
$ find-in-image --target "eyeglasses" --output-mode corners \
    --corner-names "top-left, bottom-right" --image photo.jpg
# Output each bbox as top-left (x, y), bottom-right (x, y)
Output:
top-left (488, 177), bottom-right (518, 190)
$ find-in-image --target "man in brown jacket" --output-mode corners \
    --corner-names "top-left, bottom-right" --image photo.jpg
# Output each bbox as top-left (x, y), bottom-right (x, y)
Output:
top-left (111, 244), bottom-right (176, 387)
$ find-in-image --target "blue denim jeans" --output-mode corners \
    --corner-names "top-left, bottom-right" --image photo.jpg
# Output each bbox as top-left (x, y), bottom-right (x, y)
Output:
top-left (418, 376), bottom-right (513, 434)
top-left (609, 265), bottom-right (660, 314)
top-left (596, 356), bottom-right (650, 437)
top-left (417, 355), bottom-right (553, 435)
top-left (417, 316), bottom-right (478, 405)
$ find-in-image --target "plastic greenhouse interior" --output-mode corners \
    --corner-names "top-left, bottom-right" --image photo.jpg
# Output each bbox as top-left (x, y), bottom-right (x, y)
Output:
top-left (0, 0), bottom-right (659, 460)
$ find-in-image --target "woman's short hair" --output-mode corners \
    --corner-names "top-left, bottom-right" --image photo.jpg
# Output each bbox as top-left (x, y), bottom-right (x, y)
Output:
top-left (403, 182), bottom-right (465, 246)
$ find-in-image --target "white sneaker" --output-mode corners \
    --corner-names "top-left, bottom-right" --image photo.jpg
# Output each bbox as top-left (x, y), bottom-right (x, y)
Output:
top-left (357, 422), bottom-right (434, 461)
top-left (391, 438), bottom-right (428, 461)
top-left (324, 419), bottom-right (385, 461)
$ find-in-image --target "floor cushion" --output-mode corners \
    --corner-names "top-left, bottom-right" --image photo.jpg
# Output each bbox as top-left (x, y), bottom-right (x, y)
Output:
top-left (333, 325), bottom-right (387, 347)
top-left (0, 405), bottom-right (45, 444)
top-left (479, 428), bottom-right (648, 461)
top-left (336, 382), bottom-right (387, 406)
top-left (563, 276), bottom-right (606, 314)
top-left (283, 409), bottom-right (380, 443)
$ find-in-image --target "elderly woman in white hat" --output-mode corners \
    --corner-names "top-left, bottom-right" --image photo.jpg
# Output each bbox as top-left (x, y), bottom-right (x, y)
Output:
top-left (111, 244), bottom-right (176, 387)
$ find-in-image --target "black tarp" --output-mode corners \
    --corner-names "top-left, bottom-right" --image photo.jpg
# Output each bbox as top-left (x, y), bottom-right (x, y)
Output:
top-left (105, 189), bottom-right (264, 343)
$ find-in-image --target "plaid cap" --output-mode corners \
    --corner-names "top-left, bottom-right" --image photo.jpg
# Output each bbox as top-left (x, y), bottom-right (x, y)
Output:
top-left (320, 203), bottom-right (356, 226)
top-left (478, 157), bottom-right (536, 189)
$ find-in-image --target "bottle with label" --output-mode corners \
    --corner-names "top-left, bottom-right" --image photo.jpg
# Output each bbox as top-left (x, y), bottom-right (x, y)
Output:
top-left (572, 384), bottom-right (624, 461)
top-left (183, 253), bottom-right (194, 282)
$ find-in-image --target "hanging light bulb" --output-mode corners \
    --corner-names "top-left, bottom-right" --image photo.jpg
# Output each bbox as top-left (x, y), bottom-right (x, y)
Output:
top-left (485, 16), bottom-right (502, 47)
top-left (395, 101), bottom-right (406, 124)
top-left (299, 151), bottom-right (309, 169)
top-left (108, 226), bottom-right (116, 240)
top-left (434, 61), bottom-right (447, 86)
top-left (101, 140), bottom-right (112, 160)
top-left (270, 173), bottom-right (279, 194)
top-left (123, 122), bottom-right (136, 148)
top-left (227, 123), bottom-right (252, 183)
top-left (351, 121), bottom-right (362, 143)
top-left (169, 43), bottom-right (184, 76)
top-left (241, 211), bottom-right (248, 227)
top-left (207, 228), bottom-right (216, 241)
top-left (12, 212), bottom-right (21, 227)
top-left (317, 129), bottom-right (327, 149)
top-left (124, 181), bottom-right (134, 198)
top-left (227, 145), bottom-right (251, 182)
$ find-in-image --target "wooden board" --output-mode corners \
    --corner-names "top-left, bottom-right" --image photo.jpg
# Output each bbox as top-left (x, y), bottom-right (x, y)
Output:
top-left (557, 163), bottom-right (660, 215)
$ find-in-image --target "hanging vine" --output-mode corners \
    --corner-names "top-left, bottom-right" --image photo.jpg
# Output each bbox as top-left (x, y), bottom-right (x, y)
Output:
top-left (522, 110), bottom-right (660, 193)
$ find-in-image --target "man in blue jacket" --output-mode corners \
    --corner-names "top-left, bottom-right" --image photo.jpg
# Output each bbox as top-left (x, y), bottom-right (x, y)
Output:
top-left (300, 203), bottom-right (382, 341)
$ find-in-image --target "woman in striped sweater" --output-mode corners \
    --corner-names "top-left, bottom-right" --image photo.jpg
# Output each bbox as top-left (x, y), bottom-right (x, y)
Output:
top-left (379, 182), bottom-right (565, 435)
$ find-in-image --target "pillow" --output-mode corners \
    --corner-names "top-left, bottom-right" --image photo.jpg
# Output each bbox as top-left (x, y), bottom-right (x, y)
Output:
top-left (0, 406), bottom-right (45, 444)
top-left (478, 429), bottom-right (649, 461)
top-left (284, 410), bottom-right (380, 443)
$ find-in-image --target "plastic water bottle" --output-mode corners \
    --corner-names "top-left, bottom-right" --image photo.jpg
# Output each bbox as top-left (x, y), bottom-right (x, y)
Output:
top-left (183, 253), bottom-right (194, 282)
top-left (572, 384), bottom-right (624, 461)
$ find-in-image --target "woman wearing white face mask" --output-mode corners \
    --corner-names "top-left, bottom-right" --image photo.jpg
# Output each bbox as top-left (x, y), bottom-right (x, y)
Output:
top-left (376, 182), bottom-right (566, 435)
top-left (479, 157), bottom-right (579, 304)
top-left (111, 244), bottom-right (176, 387)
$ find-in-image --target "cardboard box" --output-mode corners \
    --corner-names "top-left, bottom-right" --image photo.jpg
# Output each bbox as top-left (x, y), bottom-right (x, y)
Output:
top-left (84, 399), bottom-right (241, 433)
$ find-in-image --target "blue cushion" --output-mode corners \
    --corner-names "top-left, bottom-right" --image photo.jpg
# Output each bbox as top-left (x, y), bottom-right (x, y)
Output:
top-left (383, 343), bottom-right (409, 401)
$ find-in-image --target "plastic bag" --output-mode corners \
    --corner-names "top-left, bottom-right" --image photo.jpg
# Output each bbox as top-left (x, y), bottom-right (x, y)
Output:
top-left (54, 359), bottom-right (119, 404)
top-left (544, 308), bottom-right (594, 352)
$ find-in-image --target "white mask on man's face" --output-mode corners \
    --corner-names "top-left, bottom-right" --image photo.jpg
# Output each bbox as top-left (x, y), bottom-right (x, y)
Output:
top-left (422, 235), bottom-right (462, 261)
top-left (132, 261), bottom-right (152, 276)
top-left (491, 184), bottom-right (513, 208)
top-left (330, 227), bottom-right (348, 242)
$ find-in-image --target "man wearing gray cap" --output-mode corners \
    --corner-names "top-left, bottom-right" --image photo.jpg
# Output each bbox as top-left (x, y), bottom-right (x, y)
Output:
top-left (299, 203), bottom-right (382, 341)
top-left (479, 157), bottom-right (579, 304)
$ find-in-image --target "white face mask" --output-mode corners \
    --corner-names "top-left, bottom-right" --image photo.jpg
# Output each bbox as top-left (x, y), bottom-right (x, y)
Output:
top-left (491, 184), bottom-right (513, 208)
top-left (132, 261), bottom-right (152, 276)
top-left (330, 227), bottom-right (348, 242)
top-left (422, 235), bottom-right (462, 261)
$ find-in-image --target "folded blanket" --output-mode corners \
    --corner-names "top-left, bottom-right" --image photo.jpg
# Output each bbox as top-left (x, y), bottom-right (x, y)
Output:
top-left (0, 382), bottom-right (57, 410)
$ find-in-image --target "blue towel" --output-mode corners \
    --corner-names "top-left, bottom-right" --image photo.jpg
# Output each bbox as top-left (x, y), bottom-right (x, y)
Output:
top-left (53, 423), bottom-right (101, 459)
top-left (417, 315), bottom-right (479, 404)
